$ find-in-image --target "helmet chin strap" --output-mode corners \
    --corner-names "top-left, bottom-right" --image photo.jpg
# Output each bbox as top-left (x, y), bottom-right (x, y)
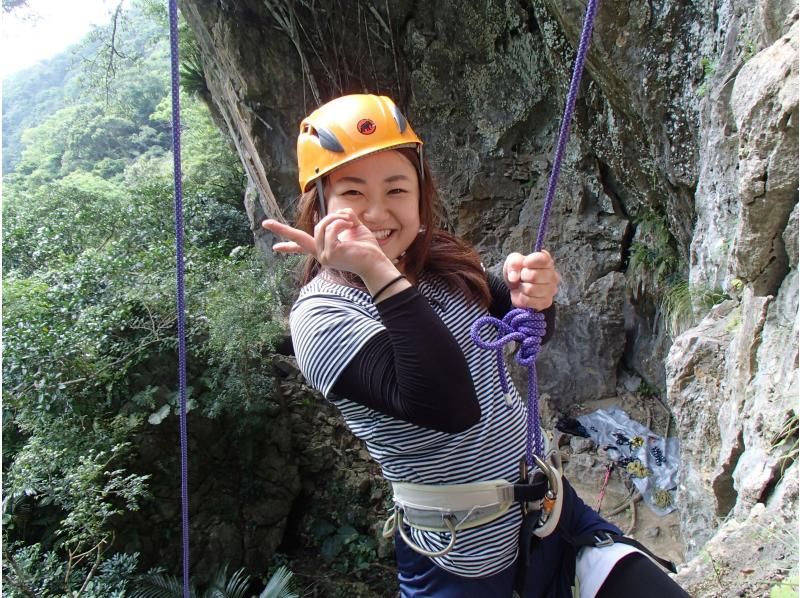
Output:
top-left (316, 179), bottom-right (327, 218)
top-left (418, 145), bottom-right (425, 186)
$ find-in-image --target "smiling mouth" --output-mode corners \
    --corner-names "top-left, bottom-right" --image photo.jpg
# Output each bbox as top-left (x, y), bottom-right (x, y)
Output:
top-left (372, 229), bottom-right (395, 245)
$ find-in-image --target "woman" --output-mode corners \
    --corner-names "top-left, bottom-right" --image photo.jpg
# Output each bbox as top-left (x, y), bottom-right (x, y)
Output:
top-left (263, 94), bottom-right (688, 597)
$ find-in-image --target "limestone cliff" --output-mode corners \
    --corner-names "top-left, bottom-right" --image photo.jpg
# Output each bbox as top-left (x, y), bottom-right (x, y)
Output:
top-left (180, 0), bottom-right (798, 593)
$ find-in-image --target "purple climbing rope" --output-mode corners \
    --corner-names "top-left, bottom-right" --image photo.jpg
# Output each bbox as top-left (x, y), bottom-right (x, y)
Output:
top-left (167, 1), bottom-right (190, 596)
top-left (471, 0), bottom-right (599, 470)
top-left (534, 0), bottom-right (599, 254)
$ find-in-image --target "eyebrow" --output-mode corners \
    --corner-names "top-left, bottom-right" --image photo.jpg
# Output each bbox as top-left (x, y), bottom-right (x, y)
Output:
top-left (335, 174), bottom-right (412, 185)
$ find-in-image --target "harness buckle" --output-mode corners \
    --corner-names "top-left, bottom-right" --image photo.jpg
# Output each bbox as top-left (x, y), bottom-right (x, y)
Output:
top-left (594, 531), bottom-right (615, 548)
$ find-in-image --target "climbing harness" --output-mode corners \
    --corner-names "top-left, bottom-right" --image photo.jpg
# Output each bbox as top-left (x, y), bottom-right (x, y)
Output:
top-left (382, 449), bottom-right (564, 557)
top-left (168, 1), bottom-right (190, 596)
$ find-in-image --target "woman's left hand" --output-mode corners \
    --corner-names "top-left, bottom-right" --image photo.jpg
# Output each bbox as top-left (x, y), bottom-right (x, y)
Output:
top-left (503, 250), bottom-right (560, 310)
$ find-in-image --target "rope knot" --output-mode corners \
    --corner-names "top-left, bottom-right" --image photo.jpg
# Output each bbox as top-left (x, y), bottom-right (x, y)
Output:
top-left (470, 308), bottom-right (547, 463)
top-left (470, 308), bottom-right (547, 367)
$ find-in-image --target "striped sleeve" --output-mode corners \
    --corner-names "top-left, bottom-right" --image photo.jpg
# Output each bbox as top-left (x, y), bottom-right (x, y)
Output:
top-left (289, 293), bottom-right (385, 397)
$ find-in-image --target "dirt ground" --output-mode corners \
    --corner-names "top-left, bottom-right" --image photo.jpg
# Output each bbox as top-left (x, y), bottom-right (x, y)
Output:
top-left (549, 390), bottom-right (687, 568)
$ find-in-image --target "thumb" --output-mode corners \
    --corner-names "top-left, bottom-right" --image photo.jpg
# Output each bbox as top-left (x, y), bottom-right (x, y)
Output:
top-left (504, 252), bottom-right (525, 286)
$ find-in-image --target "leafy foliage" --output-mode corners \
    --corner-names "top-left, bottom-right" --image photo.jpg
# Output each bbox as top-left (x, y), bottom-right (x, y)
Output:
top-left (132, 564), bottom-right (298, 598)
top-left (179, 35), bottom-right (208, 98)
top-left (3, 544), bottom-right (140, 598)
top-left (200, 249), bottom-right (296, 416)
top-left (660, 277), bottom-right (730, 338)
top-left (626, 208), bottom-right (680, 300)
top-left (2, 3), bottom-right (292, 593)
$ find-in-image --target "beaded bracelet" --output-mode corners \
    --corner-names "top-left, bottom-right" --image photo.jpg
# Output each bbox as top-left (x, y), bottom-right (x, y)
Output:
top-left (371, 274), bottom-right (407, 302)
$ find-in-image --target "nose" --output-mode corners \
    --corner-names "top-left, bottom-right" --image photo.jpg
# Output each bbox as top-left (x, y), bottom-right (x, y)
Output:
top-left (360, 195), bottom-right (389, 224)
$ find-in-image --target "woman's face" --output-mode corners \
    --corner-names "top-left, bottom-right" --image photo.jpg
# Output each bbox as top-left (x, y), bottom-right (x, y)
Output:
top-left (326, 149), bottom-right (421, 264)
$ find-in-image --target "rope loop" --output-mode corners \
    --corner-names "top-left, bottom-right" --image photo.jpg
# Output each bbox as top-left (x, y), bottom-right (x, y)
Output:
top-left (470, 308), bottom-right (547, 367)
top-left (471, 308), bottom-right (547, 463)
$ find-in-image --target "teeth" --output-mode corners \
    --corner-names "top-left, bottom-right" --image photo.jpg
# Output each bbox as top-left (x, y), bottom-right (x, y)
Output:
top-left (373, 230), bottom-right (392, 239)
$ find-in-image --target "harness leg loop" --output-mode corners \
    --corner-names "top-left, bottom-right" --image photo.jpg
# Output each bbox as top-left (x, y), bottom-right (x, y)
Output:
top-left (394, 508), bottom-right (458, 558)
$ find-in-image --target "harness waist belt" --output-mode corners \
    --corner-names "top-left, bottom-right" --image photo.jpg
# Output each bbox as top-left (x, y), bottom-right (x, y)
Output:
top-left (391, 478), bottom-right (548, 532)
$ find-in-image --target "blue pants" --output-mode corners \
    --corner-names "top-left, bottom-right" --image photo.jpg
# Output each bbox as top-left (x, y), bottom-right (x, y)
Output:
top-left (396, 478), bottom-right (620, 597)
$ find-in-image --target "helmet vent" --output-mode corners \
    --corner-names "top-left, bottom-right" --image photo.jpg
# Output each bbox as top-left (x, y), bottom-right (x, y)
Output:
top-left (390, 104), bottom-right (408, 133)
top-left (315, 125), bottom-right (345, 153)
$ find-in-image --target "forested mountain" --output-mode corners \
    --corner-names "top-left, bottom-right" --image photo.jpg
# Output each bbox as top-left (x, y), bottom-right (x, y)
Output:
top-left (2, 4), bottom-right (172, 176)
top-left (3, 50), bottom-right (82, 174)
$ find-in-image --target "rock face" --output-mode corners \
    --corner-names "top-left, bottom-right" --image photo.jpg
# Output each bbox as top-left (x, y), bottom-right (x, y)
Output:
top-left (120, 356), bottom-right (392, 587)
top-left (666, 9), bottom-right (798, 580)
top-left (180, 0), bottom-right (798, 590)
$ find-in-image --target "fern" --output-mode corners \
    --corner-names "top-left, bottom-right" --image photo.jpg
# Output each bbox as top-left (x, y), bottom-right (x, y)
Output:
top-left (180, 38), bottom-right (207, 97)
top-left (259, 566), bottom-right (298, 598)
top-left (627, 208), bottom-right (681, 299)
top-left (661, 278), bottom-right (693, 337)
top-left (771, 411), bottom-right (799, 474)
top-left (661, 277), bottom-right (730, 337)
top-left (132, 564), bottom-right (298, 598)
top-left (131, 572), bottom-right (197, 598)
top-left (205, 564), bottom-right (251, 598)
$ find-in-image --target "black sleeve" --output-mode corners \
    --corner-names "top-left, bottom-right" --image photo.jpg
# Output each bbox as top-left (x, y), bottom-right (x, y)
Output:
top-left (597, 553), bottom-right (690, 597)
top-left (488, 272), bottom-right (556, 344)
top-left (330, 287), bottom-right (481, 433)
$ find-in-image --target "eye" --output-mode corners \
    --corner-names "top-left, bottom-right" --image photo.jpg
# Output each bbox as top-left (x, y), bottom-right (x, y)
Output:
top-left (388, 187), bottom-right (408, 195)
top-left (340, 189), bottom-right (363, 197)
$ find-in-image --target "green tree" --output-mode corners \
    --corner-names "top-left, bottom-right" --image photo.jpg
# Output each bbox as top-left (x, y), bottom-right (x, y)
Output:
top-left (2, 4), bottom-right (293, 592)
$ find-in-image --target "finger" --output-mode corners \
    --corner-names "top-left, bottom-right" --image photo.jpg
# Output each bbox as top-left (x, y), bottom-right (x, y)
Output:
top-left (516, 282), bottom-right (556, 298)
top-left (313, 210), bottom-right (357, 247)
top-left (522, 250), bottom-right (554, 269)
top-left (263, 220), bottom-right (316, 254)
top-left (504, 252), bottom-right (525, 285)
top-left (324, 218), bottom-right (353, 249)
top-left (520, 267), bottom-right (558, 284)
top-left (271, 241), bottom-right (305, 254)
top-left (317, 208), bottom-right (358, 229)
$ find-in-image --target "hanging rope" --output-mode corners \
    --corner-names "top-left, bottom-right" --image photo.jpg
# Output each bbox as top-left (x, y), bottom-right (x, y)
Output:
top-left (167, 0), bottom-right (190, 596)
top-left (471, 0), bottom-right (599, 470)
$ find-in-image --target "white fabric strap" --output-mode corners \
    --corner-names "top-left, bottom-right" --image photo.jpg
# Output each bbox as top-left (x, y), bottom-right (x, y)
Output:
top-left (392, 479), bottom-right (516, 531)
top-left (392, 479), bottom-right (514, 511)
top-left (575, 544), bottom-right (642, 598)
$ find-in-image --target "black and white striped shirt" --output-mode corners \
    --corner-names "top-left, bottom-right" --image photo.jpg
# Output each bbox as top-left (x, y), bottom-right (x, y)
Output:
top-left (290, 272), bottom-right (539, 577)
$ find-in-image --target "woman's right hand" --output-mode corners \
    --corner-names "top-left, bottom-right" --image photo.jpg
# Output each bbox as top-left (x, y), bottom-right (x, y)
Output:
top-left (262, 208), bottom-right (391, 279)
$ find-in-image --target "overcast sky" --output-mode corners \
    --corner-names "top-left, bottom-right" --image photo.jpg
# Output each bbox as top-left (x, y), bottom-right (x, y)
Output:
top-left (1, 0), bottom-right (119, 78)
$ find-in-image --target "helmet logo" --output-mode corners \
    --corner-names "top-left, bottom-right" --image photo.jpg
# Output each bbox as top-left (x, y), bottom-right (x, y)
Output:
top-left (357, 118), bottom-right (377, 135)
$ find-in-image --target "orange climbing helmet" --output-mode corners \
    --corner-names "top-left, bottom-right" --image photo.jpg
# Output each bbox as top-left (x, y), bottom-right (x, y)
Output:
top-left (297, 94), bottom-right (423, 192)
